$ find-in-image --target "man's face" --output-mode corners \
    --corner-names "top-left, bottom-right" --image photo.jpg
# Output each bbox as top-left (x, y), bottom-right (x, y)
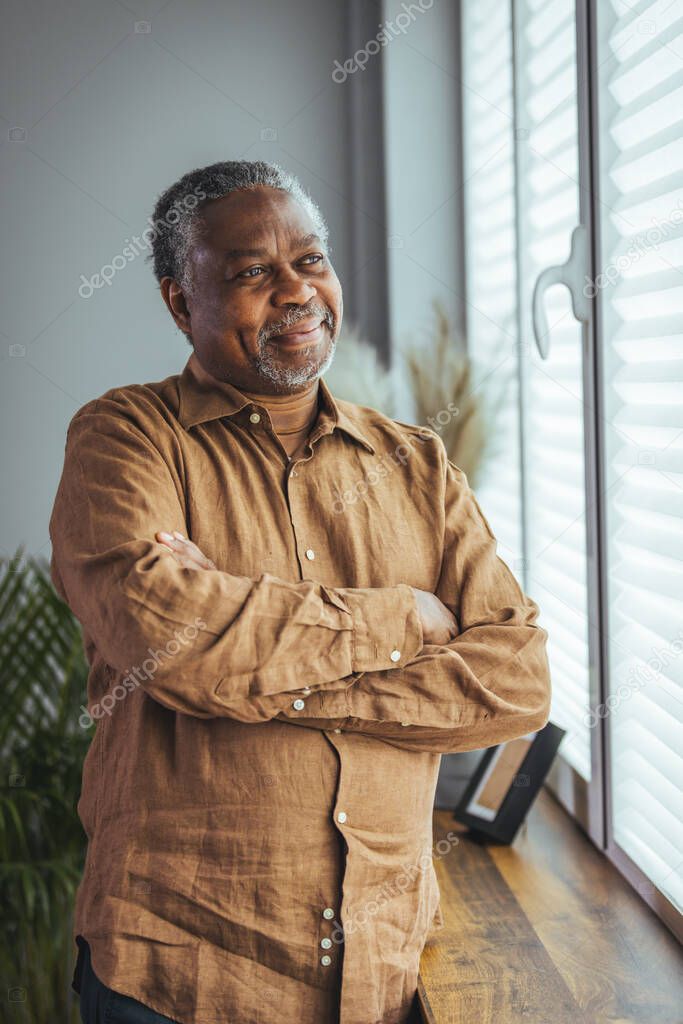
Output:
top-left (162, 186), bottom-right (342, 393)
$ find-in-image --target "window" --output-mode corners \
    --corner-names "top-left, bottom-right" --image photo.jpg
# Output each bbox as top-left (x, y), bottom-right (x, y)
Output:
top-left (594, 0), bottom-right (683, 918)
top-left (460, 0), bottom-right (682, 929)
top-left (513, 0), bottom-right (592, 782)
top-left (460, 0), bottom-right (522, 565)
top-left (462, 0), bottom-right (593, 783)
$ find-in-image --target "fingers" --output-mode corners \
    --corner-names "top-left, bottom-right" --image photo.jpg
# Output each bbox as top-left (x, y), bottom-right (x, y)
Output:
top-left (155, 531), bottom-right (217, 570)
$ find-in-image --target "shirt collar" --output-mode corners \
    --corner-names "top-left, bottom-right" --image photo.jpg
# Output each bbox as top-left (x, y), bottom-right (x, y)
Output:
top-left (177, 351), bottom-right (376, 454)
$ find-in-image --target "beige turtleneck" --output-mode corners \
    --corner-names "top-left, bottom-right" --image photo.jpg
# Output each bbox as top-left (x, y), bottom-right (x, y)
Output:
top-left (188, 353), bottom-right (320, 461)
top-left (238, 381), bottom-right (320, 462)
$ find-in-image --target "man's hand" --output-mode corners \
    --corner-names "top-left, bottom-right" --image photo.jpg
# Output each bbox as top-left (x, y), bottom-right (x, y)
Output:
top-left (409, 587), bottom-right (458, 646)
top-left (156, 531), bottom-right (216, 570)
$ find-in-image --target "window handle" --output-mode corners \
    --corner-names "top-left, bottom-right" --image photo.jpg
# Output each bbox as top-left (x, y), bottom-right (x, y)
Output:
top-left (531, 224), bottom-right (590, 359)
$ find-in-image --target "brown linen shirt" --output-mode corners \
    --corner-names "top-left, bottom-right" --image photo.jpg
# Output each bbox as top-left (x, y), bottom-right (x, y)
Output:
top-left (49, 350), bottom-right (552, 1024)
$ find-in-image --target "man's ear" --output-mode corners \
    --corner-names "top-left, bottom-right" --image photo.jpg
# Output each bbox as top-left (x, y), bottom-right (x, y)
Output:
top-left (160, 277), bottom-right (192, 340)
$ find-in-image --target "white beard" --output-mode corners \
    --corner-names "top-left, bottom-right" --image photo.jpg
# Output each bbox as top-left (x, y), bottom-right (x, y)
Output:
top-left (252, 334), bottom-right (337, 390)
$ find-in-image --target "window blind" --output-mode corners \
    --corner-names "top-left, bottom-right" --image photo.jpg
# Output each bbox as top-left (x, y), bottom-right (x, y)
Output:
top-left (513, 0), bottom-right (592, 780)
top-left (595, 0), bottom-right (683, 912)
top-left (460, 0), bottom-right (523, 567)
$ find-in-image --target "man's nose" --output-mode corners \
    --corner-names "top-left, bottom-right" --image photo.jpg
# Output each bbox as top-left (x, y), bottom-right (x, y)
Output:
top-left (270, 265), bottom-right (317, 307)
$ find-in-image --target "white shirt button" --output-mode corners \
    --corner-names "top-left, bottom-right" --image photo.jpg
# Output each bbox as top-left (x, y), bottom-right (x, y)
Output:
top-left (321, 955), bottom-right (332, 966)
top-left (390, 649), bottom-right (401, 662)
top-left (292, 698), bottom-right (305, 711)
top-left (249, 411), bottom-right (261, 424)
top-left (401, 721), bottom-right (410, 727)
top-left (337, 811), bottom-right (347, 824)
top-left (301, 687), bottom-right (312, 696)
top-left (322, 908), bottom-right (335, 920)
top-left (305, 548), bottom-right (315, 560)
top-left (333, 728), bottom-right (342, 734)
top-left (320, 937), bottom-right (332, 949)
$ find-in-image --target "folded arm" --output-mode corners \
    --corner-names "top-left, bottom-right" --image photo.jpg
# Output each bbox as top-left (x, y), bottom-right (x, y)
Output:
top-left (49, 396), bottom-right (423, 719)
top-left (231, 453), bottom-right (552, 753)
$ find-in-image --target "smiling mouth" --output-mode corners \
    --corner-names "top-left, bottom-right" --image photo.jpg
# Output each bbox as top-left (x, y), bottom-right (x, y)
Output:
top-left (269, 319), bottom-right (326, 345)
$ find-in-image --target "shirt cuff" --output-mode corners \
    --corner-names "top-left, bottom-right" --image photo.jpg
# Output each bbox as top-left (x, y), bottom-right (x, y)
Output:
top-left (331, 583), bottom-right (424, 673)
top-left (274, 678), bottom-right (357, 719)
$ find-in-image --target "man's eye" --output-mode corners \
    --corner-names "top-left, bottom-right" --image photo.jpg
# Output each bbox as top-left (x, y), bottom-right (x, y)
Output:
top-left (237, 255), bottom-right (324, 279)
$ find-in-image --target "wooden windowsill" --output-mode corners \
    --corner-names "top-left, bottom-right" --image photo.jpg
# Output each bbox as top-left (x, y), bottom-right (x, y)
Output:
top-left (418, 787), bottom-right (682, 1023)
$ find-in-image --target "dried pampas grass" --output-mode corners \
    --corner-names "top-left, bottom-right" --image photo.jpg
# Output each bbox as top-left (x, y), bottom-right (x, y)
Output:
top-left (398, 300), bottom-right (501, 490)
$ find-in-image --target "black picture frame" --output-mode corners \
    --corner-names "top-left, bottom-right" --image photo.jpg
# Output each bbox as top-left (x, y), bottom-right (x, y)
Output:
top-left (452, 720), bottom-right (566, 844)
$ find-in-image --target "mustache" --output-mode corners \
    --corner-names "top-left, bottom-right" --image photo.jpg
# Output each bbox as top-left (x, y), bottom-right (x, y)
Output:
top-left (260, 305), bottom-right (334, 342)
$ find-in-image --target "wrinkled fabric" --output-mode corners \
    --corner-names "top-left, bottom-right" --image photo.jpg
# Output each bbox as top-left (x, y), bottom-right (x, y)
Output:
top-left (76, 936), bottom-right (179, 1023)
top-left (49, 350), bottom-right (552, 1024)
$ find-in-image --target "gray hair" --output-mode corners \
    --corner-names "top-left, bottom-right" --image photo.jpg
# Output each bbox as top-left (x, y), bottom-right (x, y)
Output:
top-left (146, 160), bottom-right (330, 296)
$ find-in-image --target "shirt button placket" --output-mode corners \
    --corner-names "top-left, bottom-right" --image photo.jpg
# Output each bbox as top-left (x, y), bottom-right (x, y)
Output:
top-left (285, 458), bottom-right (313, 572)
top-left (320, 907), bottom-right (336, 969)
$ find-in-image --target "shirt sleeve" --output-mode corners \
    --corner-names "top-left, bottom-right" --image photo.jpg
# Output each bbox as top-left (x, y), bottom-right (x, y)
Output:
top-left (271, 454), bottom-right (552, 753)
top-left (48, 398), bottom-right (424, 719)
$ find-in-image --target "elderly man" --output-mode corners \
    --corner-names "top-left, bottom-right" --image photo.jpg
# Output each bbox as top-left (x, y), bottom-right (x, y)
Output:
top-left (49, 159), bottom-right (551, 1024)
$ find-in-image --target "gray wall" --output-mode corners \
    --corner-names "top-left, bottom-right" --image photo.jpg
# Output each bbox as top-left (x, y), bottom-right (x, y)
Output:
top-left (383, 0), bottom-right (465, 358)
top-left (0, 0), bottom-right (464, 562)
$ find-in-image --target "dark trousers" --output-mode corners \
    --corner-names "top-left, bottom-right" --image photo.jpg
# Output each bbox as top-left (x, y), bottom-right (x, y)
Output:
top-left (74, 935), bottom-right (424, 1023)
top-left (74, 937), bottom-right (178, 1023)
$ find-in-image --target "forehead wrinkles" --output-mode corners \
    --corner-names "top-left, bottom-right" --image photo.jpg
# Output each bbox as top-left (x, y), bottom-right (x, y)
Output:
top-left (200, 192), bottom-right (318, 255)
